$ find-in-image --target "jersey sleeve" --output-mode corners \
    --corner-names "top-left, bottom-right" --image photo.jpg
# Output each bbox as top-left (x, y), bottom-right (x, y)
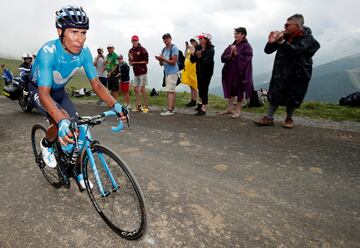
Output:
top-left (82, 47), bottom-right (98, 80)
top-left (35, 44), bottom-right (56, 88)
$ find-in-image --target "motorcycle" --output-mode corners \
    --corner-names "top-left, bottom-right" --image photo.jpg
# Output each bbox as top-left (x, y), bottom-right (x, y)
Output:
top-left (3, 74), bottom-right (34, 112)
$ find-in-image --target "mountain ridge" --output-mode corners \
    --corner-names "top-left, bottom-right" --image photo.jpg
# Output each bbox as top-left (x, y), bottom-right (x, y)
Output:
top-left (210, 53), bottom-right (360, 103)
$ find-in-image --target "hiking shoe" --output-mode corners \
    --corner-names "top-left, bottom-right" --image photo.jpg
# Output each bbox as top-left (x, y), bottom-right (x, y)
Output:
top-left (185, 100), bottom-right (196, 107)
top-left (132, 105), bottom-right (142, 112)
top-left (160, 109), bottom-right (175, 116)
top-left (142, 105), bottom-right (150, 113)
top-left (283, 117), bottom-right (294, 129)
top-left (195, 103), bottom-right (202, 112)
top-left (195, 110), bottom-right (206, 116)
top-left (254, 116), bottom-right (274, 126)
top-left (40, 138), bottom-right (57, 168)
top-left (76, 173), bottom-right (93, 190)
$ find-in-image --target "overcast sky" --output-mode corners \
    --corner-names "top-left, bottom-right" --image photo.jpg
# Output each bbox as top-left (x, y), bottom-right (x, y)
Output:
top-left (0, 0), bottom-right (359, 89)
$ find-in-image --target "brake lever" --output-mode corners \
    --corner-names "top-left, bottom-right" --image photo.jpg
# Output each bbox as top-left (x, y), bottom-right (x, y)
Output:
top-left (122, 106), bottom-right (131, 128)
top-left (69, 121), bottom-right (79, 147)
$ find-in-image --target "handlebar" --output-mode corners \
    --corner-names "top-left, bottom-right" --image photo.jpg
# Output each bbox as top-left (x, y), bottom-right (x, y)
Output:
top-left (75, 106), bottom-right (130, 133)
top-left (103, 110), bottom-right (124, 132)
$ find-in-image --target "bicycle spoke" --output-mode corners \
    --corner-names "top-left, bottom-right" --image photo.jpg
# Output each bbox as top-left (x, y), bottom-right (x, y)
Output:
top-left (32, 124), bottom-right (63, 188)
top-left (83, 144), bottom-right (146, 239)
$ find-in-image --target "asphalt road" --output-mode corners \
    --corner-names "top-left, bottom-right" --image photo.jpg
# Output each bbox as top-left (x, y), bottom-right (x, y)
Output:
top-left (0, 97), bottom-right (359, 248)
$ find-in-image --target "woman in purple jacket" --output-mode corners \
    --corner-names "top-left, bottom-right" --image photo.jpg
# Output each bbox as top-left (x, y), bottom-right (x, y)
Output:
top-left (220, 27), bottom-right (253, 118)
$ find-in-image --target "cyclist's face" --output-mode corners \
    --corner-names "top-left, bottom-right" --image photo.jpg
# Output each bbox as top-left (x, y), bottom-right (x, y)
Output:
top-left (58, 28), bottom-right (87, 54)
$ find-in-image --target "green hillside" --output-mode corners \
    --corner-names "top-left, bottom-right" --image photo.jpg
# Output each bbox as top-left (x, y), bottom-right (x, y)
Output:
top-left (306, 54), bottom-right (360, 102)
top-left (247, 54), bottom-right (360, 103)
top-left (0, 58), bottom-right (22, 75)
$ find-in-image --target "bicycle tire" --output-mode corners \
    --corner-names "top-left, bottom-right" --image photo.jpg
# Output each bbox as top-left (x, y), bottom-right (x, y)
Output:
top-left (82, 144), bottom-right (146, 240)
top-left (31, 123), bottom-right (63, 188)
top-left (18, 94), bottom-right (33, 112)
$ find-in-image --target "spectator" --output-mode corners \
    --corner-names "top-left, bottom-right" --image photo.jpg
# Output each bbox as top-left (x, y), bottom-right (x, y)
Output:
top-left (182, 38), bottom-right (198, 107)
top-left (254, 14), bottom-right (320, 128)
top-left (94, 47), bottom-right (108, 106)
top-left (220, 27), bottom-right (253, 118)
top-left (190, 33), bottom-right (215, 116)
top-left (114, 54), bottom-right (131, 106)
top-left (19, 53), bottom-right (33, 92)
top-left (1, 64), bottom-right (13, 85)
top-left (105, 44), bottom-right (119, 99)
top-left (155, 33), bottom-right (179, 116)
top-left (128, 35), bottom-right (150, 113)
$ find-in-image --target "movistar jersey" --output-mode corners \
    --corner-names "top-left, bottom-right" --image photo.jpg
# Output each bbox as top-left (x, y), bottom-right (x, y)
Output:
top-left (31, 39), bottom-right (97, 91)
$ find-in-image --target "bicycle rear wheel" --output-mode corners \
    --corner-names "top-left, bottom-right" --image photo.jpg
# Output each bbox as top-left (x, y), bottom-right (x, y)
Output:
top-left (82, 144), bottom-right (146, 240)
top-left (31, 124), bottom-right (63, 188)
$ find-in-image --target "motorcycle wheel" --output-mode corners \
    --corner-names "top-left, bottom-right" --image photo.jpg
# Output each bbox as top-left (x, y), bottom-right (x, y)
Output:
top-left (19, 94), bottom-right (33, 112)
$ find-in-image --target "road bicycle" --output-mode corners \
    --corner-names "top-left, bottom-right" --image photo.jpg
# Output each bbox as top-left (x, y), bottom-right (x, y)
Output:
top-left (31, 108), bottom-right (146, 240)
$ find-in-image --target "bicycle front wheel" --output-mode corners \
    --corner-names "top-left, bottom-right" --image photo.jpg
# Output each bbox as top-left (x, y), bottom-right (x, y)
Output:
top-left (82, 144), bottom-right (146, 240)
top-left (31, 124), bottom-right (63, 188)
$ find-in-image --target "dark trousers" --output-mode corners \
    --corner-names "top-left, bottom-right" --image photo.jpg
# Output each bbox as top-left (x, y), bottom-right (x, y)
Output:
top-left (198, 76), bottom-right (211, 105)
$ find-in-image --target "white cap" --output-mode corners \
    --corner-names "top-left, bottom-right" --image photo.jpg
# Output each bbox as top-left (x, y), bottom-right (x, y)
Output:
top-left (107, 44), bottom-right (114, 48)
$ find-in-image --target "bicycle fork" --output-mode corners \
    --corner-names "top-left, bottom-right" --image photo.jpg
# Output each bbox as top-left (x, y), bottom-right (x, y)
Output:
top-left (86, 147), bottom-right (119, 197)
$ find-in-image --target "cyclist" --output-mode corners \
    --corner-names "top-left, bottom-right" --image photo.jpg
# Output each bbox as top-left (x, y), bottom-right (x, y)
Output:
top-left (19, 53), bottom-right (33, 92)
top-left (29, 5), bottom-right (125, 189)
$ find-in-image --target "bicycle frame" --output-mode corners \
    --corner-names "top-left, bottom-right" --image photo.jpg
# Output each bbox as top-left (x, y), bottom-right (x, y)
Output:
top-left (76, 124), bottom-right (119, 197)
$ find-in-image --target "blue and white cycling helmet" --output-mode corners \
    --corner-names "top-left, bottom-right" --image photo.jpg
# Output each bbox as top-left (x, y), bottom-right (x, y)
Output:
top-left (55, 5), bottom-right (89, 30)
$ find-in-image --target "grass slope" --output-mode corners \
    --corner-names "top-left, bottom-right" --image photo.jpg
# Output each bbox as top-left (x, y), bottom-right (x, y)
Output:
top-left (1, 57), bottom-right (359, 122)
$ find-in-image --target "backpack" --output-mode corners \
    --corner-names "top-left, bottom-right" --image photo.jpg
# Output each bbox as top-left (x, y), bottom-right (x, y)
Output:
top-left (161, 45), bottom-right (185, 71)
top-left (339, 91), bottom-right (360, 107)
top-left (177, 50), bottom-right (185, 71)
top-left (150, 88), bottom-right (159, 97)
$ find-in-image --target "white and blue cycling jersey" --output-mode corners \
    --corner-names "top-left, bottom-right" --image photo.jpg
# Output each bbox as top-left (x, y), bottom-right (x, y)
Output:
top-left (31, 38), bottom-right (97, 91)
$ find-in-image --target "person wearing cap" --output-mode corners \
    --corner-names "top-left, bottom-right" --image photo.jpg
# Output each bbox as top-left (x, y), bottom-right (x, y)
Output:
top-left (114, 54), bottom-right (131, 106)
top-left (155, 33), bottom-right (179, 116)
top-left (128, 35), bottom-right (150, 113)
top-left (105, 44), bottom-right (119, 99)
top-left (220, 27), bottom-right (253, 118)
top-left (190, 33), bottom-right (215, 116)
top-left (94, 47), bottom-right (108, 105)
